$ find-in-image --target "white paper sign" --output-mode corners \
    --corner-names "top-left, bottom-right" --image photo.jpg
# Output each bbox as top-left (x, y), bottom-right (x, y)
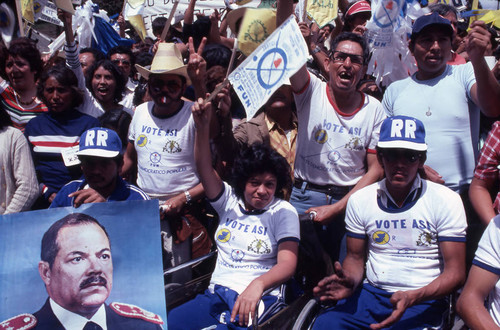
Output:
top-left (228, 15), bottom-right (308, 118)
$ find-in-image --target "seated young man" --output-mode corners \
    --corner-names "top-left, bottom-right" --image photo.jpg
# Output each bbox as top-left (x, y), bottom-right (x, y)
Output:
top-left (50, 127), bottom-right (149, 208)
top-left (312, 116), bottom-right (467, 329)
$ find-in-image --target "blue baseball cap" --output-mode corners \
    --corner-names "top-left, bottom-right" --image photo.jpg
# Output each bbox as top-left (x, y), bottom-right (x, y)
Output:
top-left (77, 127), bottom-right (122, 158)
top-left (377, 116), bottom-right (427, 151)
top-left (411, 12), bottom-right (453, 40)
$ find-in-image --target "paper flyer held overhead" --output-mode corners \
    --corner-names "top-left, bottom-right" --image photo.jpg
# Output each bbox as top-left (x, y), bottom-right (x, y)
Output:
top-left (228, 15), bottom-right (309, 118)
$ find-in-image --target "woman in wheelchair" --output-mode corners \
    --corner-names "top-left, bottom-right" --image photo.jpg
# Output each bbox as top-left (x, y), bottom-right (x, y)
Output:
top-left (167, 98), bottom-right (300, 329)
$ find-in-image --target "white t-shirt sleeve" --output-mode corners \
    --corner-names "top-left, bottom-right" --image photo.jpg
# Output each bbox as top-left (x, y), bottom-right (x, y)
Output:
top-left (345, 190), bottom-right (367, 238)
top-left (271, 202), bottom-right (300, 243)
top-left (474, 216), bottom-right (500, 275)
top-left (433, 185), bottom-right (467, 241)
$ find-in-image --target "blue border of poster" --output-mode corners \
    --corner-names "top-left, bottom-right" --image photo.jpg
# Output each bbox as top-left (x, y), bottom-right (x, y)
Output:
top-left (0, 199), bottom-right (167, 327)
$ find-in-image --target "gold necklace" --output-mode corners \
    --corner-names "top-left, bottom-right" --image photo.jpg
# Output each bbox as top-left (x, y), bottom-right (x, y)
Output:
top-left (13, 90), bottom-right (36, 106)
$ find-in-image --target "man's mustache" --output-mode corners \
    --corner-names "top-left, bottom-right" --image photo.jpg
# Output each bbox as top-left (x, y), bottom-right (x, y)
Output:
top-left (80, 275), bottom-right (107, 289)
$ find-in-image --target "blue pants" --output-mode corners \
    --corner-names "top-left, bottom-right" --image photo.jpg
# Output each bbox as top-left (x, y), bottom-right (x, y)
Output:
top-left (168, 286), bottom-right (282, 330)
top-left (290, 184), bottom-right (347, 263)
top-left (312, 283), bottom-right (448, 330)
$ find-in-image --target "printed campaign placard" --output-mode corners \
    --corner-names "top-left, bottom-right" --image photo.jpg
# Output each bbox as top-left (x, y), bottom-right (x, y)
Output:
top-left (0, 200), bottom-right (167, 327)
top-left (228, 15), bottom-right (308, 118)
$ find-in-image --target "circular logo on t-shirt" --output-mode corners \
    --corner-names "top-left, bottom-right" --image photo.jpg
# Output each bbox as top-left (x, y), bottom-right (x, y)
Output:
top-left (314, 129), bottom-right (328, 144)
top-left (216, 228), bottom-right (231, 243)
top-left (231, 249), bottom-right (245, 262)
top-left (150, 152), bottom-right (161, 163)
top-left (372, 231), bottom-right (390, 245)
top-left (136, 134), bottom-right (148, 147)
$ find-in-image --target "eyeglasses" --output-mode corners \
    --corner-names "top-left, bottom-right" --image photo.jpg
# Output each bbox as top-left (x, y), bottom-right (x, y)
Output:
top-left (380, 149), bottom-right (421, 163)
top-left (330, 51), bottom-right (364, 66)
top-left (149, 78), bottom-right (183, 93)
top-left (111, 59), bottom-right (131, 67)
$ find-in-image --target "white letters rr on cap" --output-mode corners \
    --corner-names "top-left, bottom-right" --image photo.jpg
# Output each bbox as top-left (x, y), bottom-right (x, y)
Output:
top-left (96, 130), bottom-right (108, 146)
top-left (85, 130), bottom-right (95, 146)
top-left (390, 119), bottom-right (416, 139)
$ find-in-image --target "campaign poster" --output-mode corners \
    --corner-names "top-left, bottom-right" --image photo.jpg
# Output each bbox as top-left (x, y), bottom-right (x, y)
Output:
top-left (0, 200), bottom-right (167, 327)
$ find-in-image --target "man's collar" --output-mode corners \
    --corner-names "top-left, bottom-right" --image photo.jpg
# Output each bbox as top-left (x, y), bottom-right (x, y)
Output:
top-left (263, 112), bottom-right (298, 132)
top-left (377, 174), bottom-right (422, 209)
top-left (50, 298), bottom-right (107, 330)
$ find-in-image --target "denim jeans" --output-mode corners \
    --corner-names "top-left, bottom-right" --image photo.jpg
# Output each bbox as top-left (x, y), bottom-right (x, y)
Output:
top-left (290, 182), bottom-right (349, 264)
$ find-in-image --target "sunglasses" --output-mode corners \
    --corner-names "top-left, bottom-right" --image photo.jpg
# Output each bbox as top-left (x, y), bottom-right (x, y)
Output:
top-left (111, 59), bottom-right (131, 67)
top-left (149, 78), bottom-right (183, 93)
top-left (330, 51), bottom-right (364, 66)
top-left (380, 149), bottom-right (421, 163)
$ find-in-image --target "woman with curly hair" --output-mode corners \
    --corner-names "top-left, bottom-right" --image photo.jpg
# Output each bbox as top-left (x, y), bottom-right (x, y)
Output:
top-left (24, 65), bottom-right (99, 207)
top-left (1, 38), bottom-right (48, 131)
top-left (168, 99), bottom-right (300, 329)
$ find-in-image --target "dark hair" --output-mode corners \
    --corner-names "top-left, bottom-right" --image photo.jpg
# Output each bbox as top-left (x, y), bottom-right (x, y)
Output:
top-left (343, 2), bottom-right (372, 32)
top-left (133, 82), bottom-right (148, 106)
top-left (428, 3), bottom-right (458, 18)
top-left (8, 38), bottom-right (43, 81)
top-left (107, 45), bottom-right (135, 67)
top-left (37, 65), bottom-right (84, 109)
top-left (41, 213), bottom-right (110, 268)
top-left (86, 59), bottom-right (126, 103)
top-left (98, 108), bottom-right (132, 147)
top-left (330, 32), bottom-right (370, 65)
top-left (0, 105), bottom-right (13, 129)
top-left (202, 44), bottom-right (232, 70)
top-left (231, 144), bottom-right (291, 200)
top-left (152, 16), bottom-right (168, 37)
top-left (0, 41), bottom-right (8, 80)
top-left (80, 47), bottom-right (106, 62)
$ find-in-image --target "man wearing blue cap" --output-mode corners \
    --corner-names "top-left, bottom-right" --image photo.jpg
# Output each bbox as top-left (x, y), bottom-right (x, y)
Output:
top-left (312, 116), bottom-right (467, 329)
top-left (384, 13), bottom-right (500, 194)
top-left (50, 128), bottom-right (149, 208)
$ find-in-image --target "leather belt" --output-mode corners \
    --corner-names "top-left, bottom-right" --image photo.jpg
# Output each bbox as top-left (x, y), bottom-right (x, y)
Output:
top-left (293, 178), bottom-right (352, 196)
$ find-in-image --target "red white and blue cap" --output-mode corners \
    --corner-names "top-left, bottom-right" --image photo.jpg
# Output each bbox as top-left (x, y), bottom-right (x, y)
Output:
top-left (377, 116), bottom-right (427, 151)
top-left (77, 127), bottom-right (122, 158)
top-left (346, 1), bottom-right (371, 17)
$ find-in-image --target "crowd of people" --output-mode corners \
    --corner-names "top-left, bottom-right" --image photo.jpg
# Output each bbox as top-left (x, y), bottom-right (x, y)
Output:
top-left (1, 0), bottom-right (500, 328)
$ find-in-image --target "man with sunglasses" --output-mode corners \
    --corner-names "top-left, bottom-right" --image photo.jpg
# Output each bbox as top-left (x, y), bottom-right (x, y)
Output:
top-left (277, 0), bottom-right (385, 265)
top-left (108, 46), bottom-right (136, 110)
top-left (50, 128), bottom-right (149, 208)
top-left (312, 115), bottom-right (466, 329)
top-left (122, 41), bottom-right (218, 271)
top-left (383, 12), bottom-right (500, 267)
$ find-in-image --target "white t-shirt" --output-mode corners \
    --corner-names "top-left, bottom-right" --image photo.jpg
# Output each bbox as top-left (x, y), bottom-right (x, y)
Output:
top-left (128, 101), bottom-right (199, 196)
top-left (209, 182), bottom-right (300, 295)
top-left (293, 73), bottom-right (385, 186)
top-left (473, 215), bottom-right (500, 326)
top-left (346, 176), bottom-right (467, 292)
top-left (383, 63), bottom-right (477, 193)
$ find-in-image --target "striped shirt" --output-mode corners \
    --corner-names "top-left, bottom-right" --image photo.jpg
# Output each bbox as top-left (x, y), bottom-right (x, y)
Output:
top-left (1, 84), bottom-right (48, 132)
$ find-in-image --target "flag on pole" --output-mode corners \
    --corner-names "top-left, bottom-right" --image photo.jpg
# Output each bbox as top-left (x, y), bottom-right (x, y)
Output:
top-left (123, 0), bottom-right (146, 41)
top-left (20, 0), bottom-right (34, 23)
top-left (306, 0), bottom-right (338, 27)
top-left (229, 15), bottom-right (309, 118)
top-left (237, 8), bottom-right (276, 56)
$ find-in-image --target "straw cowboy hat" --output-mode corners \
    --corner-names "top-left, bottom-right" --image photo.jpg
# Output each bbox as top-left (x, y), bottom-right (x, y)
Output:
top-left (135, 43), bottom-right (191, 85)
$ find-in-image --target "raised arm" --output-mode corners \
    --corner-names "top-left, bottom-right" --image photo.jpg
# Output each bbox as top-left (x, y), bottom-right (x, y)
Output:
top-left (468, 20), bottom-right (500, 117)
top-left (192, 98), bottom-right (223, 199)
top-left (370, 240), bottom-right (465, 329)
top-left (277, 0), bottom-right (310, 92)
